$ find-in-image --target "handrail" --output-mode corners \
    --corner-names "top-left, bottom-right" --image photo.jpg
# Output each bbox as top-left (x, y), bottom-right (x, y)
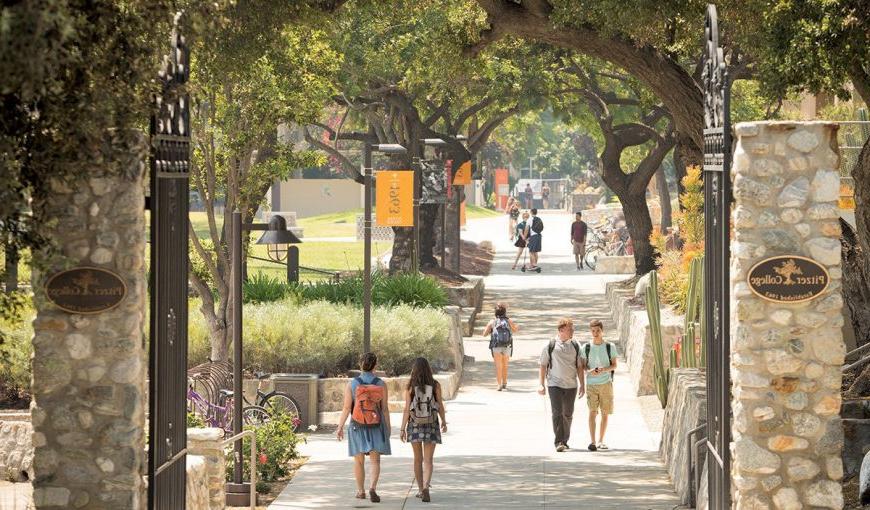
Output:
top-left (220, 430), bottom-right (257, 510)
top-left (154, 447), bottom-right (189, 477)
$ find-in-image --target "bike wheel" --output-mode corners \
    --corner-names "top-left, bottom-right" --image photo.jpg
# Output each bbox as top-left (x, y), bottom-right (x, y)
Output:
top-left (584, 248), bottom-right (600, 270)
top-left (242, 405), bottom-right (271, 426)
top-left (262, 392), bottom-right (301, 427)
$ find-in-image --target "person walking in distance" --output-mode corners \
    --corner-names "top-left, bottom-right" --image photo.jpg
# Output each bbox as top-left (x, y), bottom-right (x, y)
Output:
top-left (524, 182), bottom-right (534, 209)
top-left (482, 303), bottom-right (519, 390)
top-left (538, 318), bottom-right (585, 452)
top-left (511, 211), bottom-right (530, 270)
top-left (541, 182), bottom-right (551, 209)
top-left (336, 352), bottom-right (391, 502)
top-left (581, 319), bottom-right (618, 451)
top-left (571, 211), bottom-right (588, 270)
top-left (506, 196), bottom-right (520, 241)
top-left (527, 208), bottom-right (544, 271)
top-left (401, 358), bottom-right (448, 503)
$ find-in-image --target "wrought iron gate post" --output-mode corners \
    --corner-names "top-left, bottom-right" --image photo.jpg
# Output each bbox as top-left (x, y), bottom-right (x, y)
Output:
top-left (148, 12), bottom-right (191, 509)
top-left (702, 4), bottom-right (732, 509)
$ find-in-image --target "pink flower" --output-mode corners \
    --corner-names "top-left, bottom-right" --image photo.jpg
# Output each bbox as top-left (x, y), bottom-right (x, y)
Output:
top-left (258, 453), bottom-right (268, 465)
top-left (292, 417), bottom-right (302, 428)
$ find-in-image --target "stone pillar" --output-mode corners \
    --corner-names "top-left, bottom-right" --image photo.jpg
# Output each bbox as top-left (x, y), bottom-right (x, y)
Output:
top-left (730, 121), bottom-right (844, 509)
top-left (30, 142), bottom-right (147, 509)
top-left (187, 428), bottom-right (226, 510)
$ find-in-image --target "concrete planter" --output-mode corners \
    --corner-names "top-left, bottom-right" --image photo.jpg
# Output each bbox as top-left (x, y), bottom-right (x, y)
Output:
top-left (594, 255), bottom-right (635, 274)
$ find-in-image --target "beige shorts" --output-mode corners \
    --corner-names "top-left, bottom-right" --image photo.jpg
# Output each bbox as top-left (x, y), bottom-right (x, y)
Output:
top-left (572, 241), bottom-right (586, 256)
top-left (586, 382), bottom-right (614, 414)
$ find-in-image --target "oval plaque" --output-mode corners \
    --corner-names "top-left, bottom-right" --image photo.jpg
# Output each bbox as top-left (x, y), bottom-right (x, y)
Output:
top-left (747, 256), bottom-right (830, 303)
top-left (45, 267), bottom-right (127, 314)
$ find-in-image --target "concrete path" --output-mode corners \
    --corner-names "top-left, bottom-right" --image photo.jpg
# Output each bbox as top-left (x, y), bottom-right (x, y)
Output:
top-left (269, 211), bottom-right (679, 510)
top-left (0, 481), bottom-right (32, 510)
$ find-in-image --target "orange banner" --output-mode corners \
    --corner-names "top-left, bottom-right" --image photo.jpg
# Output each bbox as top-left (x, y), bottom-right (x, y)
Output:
top-left (375, 170), bottom-right (414, 227)
top-left (460, 201), bottom-right (467, 226)
top-left (454, 161), bottom-right (472, 185)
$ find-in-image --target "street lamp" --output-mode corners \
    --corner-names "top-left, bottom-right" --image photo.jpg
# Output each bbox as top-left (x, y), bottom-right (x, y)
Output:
top-left (363, 142), bottom-right (407, 354)
top-left (256, 214), bottom-right (302, 282)
top-left (229, 211), bottom-right (300, 490)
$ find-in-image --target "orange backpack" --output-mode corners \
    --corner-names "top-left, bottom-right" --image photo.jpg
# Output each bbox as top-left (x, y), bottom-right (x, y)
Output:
top-left (351, 377), bottom-right (385, 427)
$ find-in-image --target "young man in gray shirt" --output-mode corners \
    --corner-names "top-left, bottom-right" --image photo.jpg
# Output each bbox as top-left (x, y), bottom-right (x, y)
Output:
top-left (538, 317), bottom-right (586, 452)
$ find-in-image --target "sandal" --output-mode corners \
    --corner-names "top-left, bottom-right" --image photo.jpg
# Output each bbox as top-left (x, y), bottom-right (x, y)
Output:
top-left (369, 489), bottom-right (381, 503)
top-left (355, 491), bottom-right (366, 499)
top-left (422, 488), bottom-right (431, 503)
top-left (597, 443), bottom-right (609, 450)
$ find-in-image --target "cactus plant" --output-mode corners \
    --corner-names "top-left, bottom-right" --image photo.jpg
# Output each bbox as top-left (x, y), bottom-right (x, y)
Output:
top-left (682, 256), bottom-right (704, 368)
top-left (645, 270), bottom-right (669, 408)
top-left (699, 257), bottom-right (706, 367)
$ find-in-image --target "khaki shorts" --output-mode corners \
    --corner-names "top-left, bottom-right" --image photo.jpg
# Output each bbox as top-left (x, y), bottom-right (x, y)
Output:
top-left (586, 382), bottom-right (614, 414)
top-left (572, 241), bottom-right (586, 256)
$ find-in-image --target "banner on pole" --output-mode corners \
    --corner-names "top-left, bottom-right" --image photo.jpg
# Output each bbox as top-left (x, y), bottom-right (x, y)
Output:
top-left (460, 200), bottom-right (467, 226)
top-left (453, 161), bottom-right (472, 185)
top-left (375, 170), bottom-right (413, 226)
top-left (420, 160), bottom-right (447, 204)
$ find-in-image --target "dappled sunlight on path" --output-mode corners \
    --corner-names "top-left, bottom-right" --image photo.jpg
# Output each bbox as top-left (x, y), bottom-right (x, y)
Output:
top-left (269, 211), bottom-right (678, 509)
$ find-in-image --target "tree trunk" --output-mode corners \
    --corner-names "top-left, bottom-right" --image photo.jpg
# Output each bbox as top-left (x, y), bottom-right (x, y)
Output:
top-left (389, 227), bottom-right (414, 273)
top-left (656, 165), bottom-right (672, 230)
top-left (4, 243), bottom-right (18, 292)
top-left (419, 203), bottom-right (440, 268)
top-left (840, 218), bottom-right (870, 348)
top-left (851, 137), bottom-right (870, 276)
top-left (673, 140), bottom-right (688, 206)
top-left (209, 322), bottom-right (231, 362)
top-left (617, 191), bottom-right (657, 275)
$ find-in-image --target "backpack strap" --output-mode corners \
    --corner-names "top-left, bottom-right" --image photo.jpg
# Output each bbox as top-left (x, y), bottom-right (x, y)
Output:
top-left (547, 339), bottom-right (556, 369)
top-left (572, 341), bottom-right (580, 368)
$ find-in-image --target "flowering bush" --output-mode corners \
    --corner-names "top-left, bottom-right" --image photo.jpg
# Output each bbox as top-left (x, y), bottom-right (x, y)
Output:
top-left (226, 410), bottom-right (306, 485)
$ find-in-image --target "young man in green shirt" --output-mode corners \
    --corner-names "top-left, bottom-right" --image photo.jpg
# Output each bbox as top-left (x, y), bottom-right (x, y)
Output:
top-left (580, 319), bottom-right (618, 451)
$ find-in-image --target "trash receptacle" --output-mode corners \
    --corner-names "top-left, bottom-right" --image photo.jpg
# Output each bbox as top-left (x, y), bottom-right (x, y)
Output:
top-left (272, 374), bottom-right (319, 428)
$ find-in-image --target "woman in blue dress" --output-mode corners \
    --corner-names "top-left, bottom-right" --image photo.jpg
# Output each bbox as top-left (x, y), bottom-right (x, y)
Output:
top-left (336, 352), bottom-right (392, 503)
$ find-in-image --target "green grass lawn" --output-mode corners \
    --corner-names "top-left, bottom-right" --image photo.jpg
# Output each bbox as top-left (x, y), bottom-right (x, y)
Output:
top-left (296, 209), bottom-right (361, 238)
top-left (247, 240), bottom-right (392, 282)
top-left (466, 205), bottom-right (501, 219)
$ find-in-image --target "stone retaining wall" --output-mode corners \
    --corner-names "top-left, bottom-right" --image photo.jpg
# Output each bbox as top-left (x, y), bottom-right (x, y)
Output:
top-left (444, 276), bottom-right (485, 313)
top-left (317, 370), bottom-right (461, 415)
top-left (604, 282), bottom-right (684, 396)
top-left (0, 419), bottom-right (33, 482)
top-left (660, 369), bottom-right (707, 507)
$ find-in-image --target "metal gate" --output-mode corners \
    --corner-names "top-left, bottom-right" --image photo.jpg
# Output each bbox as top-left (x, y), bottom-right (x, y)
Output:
top-left (147, 14), bottom-right (191, 509)
top-left (702, 4), bottom-right (732, 509)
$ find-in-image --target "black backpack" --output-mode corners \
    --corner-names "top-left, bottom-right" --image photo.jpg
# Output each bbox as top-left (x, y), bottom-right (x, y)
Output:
top-left (531, 216), bottom-right (544, 234)
top-left (584, 342), bottom-right (615, 381)
top-left (547, 339), bottom-right (580, 370)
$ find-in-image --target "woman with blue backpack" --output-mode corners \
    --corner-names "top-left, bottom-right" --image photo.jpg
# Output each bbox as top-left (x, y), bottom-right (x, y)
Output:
top-left (482, 303), bottom-right (519, 390)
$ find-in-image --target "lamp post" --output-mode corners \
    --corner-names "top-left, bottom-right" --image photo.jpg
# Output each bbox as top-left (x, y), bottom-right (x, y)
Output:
top-left (256, 215), bottom-right (302, 283)
top-left (453, 135), bottom-right (468, 274)
top-left (230, 212), bottom-right (298, 488)
top-left (362, 143), bottom-right (407, 354)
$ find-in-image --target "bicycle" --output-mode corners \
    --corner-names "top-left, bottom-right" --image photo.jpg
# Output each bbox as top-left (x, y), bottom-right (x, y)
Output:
top-left (187, 384), bottom-right (271, 435)
top-left (584, 224), bottom-right (629, 270)
top-left (242, 371), bottom-right (302, 431)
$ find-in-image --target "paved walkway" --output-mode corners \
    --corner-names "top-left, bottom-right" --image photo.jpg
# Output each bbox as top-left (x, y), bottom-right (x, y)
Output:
top-left (269, 211), bottom-right (680, 509)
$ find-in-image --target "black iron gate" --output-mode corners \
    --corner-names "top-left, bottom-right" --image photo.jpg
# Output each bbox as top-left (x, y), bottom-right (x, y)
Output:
top-left (147, 14), bottom-right (191, 509)
top-left (702, 4), bottom-right (732, 509)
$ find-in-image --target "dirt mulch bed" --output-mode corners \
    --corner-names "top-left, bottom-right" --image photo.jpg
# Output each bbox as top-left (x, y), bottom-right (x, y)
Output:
top-left (423, 240), bottom-right (494, 287)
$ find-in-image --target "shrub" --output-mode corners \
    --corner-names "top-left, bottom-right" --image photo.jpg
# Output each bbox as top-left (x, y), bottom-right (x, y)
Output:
top-left (675, 166), bottom-right (704, 248)
top-left (243, 273), bottom-right (298, 304)
top-left (226, 411), bottom-right (305, 486)
top-left (301, 276), bottom-right (363, 305)
top-left (656, 250), bottom-right (690, 313)
top-left (189, 300), bottom-right (451, 376)
top-left (186, 411), bottom-right (206, 428)
top-left (374, 273), bottom-right (447, 308)
top-left (0, 299), bottom-right (34, 405)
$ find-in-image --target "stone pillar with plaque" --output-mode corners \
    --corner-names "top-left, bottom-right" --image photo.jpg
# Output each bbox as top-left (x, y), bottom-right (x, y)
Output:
top-left (730, 121), bottom-right (845, 509)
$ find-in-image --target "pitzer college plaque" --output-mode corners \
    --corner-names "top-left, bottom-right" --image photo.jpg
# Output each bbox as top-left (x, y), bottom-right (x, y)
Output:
top-left (45, 267), bottom-right (128, 314)
top-left (747, 256), bottom-right (830, 304)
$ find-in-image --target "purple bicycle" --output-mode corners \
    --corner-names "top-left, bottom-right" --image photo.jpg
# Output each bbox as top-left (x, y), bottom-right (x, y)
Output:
top-left (187, 385), bottom-right (270, 433)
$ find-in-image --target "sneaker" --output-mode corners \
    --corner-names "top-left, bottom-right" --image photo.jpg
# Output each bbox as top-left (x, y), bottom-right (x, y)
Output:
top-left (588, 443), bottom-right (598, 452)
top-left (597, 443), bottom-right (609, 450)
top-left (497, 385), bottom-right (503, 392)
top-left (556, 444), bottom-right (567, 452)
top-left (502, 384), bottom-right (507, 390)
